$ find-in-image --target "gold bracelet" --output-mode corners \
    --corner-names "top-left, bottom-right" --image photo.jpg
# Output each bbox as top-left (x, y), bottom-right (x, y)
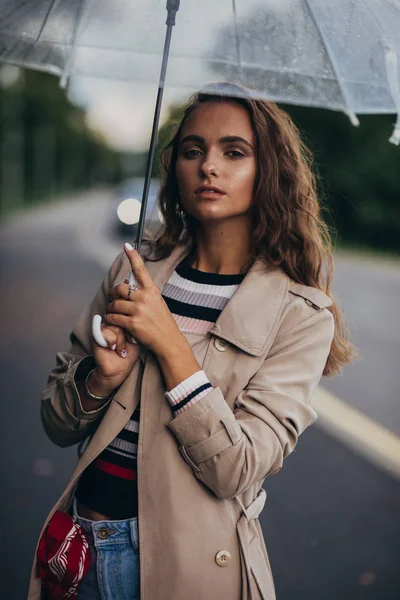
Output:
top-left (85, 369), bottom-right (113, 402)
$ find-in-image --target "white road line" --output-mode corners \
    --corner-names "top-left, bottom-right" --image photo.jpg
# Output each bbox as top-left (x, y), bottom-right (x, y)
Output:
top-left (313, 386), bottom-right (400, 479)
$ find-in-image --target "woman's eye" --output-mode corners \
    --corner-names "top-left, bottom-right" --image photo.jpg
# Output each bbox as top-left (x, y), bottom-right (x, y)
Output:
top-left (184, 149), bottom-right (202, 158)
top-left (227, 150), bottom-right (245, 158)
top-left (183, 148), bottom-right (245, 159)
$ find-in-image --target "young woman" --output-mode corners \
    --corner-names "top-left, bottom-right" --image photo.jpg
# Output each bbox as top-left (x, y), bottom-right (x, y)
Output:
top-left (29, 83), bottom-right (354, 600)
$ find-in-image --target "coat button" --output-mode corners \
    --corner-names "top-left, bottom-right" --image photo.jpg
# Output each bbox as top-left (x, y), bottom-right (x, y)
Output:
top-left (97, 527), bottom-right (111, 540)
top-left (215, 550), bottom-right (231, 566)
top-left (214, 338), bottom-right (228, 352)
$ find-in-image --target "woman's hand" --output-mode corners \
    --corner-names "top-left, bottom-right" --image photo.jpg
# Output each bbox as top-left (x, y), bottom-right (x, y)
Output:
top-left (89, 323), bottom-right (141, 397)
top-left (105, 244), bottom-right (185, 358)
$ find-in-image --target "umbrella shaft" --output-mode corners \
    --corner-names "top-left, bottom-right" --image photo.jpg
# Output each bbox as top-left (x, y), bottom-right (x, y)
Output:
top-left (135, 22), bottom-right (174, 253)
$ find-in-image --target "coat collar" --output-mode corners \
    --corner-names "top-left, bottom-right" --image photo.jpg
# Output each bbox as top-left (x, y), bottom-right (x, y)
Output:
top-left (145, 241), bottom-right (290, 357)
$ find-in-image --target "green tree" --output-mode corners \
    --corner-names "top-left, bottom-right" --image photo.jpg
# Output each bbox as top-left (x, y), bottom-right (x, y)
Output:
top-left (0, 68), bottom-right (123, 216)
top-left (285, 105), bottom-right (400, 251)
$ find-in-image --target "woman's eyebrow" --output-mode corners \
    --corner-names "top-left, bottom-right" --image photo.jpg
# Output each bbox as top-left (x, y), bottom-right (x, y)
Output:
top-left (179, 134), bottom-right (254, 150)
top-left (220, 136), bottom-right (254, 150)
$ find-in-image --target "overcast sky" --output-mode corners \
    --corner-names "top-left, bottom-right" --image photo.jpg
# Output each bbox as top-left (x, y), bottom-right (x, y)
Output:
top-left (68, 77), bottom-right (189, 152)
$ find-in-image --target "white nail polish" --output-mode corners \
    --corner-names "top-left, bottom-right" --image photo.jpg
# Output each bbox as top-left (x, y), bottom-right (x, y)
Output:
top-left (125, 242), bottom-right (133, 251)
top-left (111, 344), bottom-right (116, 351)
top-left (121, 349), bottom-right (127, 358)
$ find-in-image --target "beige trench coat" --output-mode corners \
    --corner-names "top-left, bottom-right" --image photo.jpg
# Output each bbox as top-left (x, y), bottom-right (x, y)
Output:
top-left (28, 240), bottom-right (334, 600)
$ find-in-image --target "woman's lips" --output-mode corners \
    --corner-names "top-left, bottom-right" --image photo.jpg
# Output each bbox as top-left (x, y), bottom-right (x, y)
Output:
top-left (195, 186), bottom-right (226, 200)
top-left (196, 190), bottom-right (225, 199)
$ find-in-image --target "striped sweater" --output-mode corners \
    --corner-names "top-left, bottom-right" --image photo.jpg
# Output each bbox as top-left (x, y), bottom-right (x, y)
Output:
top-left (75, 257), bottom-right (245, 519)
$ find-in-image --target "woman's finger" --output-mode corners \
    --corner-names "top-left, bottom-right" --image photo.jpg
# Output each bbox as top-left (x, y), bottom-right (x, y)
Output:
top-left (106, 296), bottom-right (137, 318)
top-left (124, 329), bottom-right (137, 345)
top-left (97, 324), bottom-right (118, 350)
top-left (113, 326), bottom-right (128, 358)
top-left (124, 244), bottom-right (153, 290)
top-left (108, 280), bottom-right (130, 302)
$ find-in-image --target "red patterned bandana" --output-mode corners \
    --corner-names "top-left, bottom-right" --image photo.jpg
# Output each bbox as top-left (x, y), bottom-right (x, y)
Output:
top-left (37, 510), bottom-right (92, 599)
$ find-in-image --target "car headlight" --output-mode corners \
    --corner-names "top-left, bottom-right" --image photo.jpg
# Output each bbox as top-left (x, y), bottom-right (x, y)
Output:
top-left (117, 198), bottom-right (141, 225)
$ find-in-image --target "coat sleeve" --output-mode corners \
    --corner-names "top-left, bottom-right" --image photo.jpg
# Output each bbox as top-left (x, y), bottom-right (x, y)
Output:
top-left (41, 252), bottom-right (128, 448)
top-left (166, 308), bottom-right (334, 499)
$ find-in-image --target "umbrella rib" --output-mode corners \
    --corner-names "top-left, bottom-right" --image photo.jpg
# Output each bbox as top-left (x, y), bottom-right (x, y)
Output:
top-left (302, 0), bottom-right (359, 126)
top-left (60, 0), bottom-right (93, 88)
top-left (33, 0), bottom-right (60, 46)
top-left (231, 0), bottom-right (242, 68)
top-left (360, 0), bottom-right (400, 142)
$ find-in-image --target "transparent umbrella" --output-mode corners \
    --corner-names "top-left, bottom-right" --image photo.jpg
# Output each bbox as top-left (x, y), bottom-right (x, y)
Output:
top-left (1, 2), bottom-right (399, 131)
top-left (1, 0), bottom-right (399, 344)
top-left (1, 3), bottom-right (400, 231)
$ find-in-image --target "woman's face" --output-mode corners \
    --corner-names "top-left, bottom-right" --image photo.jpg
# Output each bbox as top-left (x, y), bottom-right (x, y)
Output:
top-left (176, 101), bottom-right (257, 226)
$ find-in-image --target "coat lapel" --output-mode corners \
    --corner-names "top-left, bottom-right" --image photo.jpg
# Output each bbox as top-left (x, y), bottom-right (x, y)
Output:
top-left (210, 262), bottom-right (289, 356)
top-left (144, 242), bottom-right (290, 357)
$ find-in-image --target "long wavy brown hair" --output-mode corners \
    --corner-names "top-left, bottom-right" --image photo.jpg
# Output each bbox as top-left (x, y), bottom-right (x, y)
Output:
top-left (143, 83), bottom-right (356, 376)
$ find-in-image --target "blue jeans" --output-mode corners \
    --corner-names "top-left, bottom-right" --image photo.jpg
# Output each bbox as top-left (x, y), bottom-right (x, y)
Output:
top-left (72, 498), bottom-right (140, 600)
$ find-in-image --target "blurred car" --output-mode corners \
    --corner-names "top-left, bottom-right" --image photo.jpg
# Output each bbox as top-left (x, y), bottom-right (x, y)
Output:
top-left (112, 177), bottom-right (163, 239)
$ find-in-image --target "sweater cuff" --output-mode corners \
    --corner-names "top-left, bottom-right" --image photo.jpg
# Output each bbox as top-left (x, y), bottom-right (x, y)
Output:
top-left (165, 370), bottom-right (213, 417)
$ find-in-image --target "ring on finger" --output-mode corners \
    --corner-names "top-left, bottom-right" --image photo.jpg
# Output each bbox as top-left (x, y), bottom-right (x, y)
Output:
top-left (127, 284), bottom-right (138, 298)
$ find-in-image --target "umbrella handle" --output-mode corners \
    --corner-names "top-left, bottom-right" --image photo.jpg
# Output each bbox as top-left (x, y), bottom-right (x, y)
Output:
top-left (92, 269), bottom-right (139, 347)
top-left (92, 314), bottom-right (108, 348)
top-left (92, 314), bottom-right (139, 347)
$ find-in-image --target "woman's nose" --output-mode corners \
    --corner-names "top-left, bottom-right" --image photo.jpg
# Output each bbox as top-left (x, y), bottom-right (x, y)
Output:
top-left (200, 157), bottom-right (219, 178)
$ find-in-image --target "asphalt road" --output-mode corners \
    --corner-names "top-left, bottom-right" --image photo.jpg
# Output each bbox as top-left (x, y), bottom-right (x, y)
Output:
top-left (1, 193), bottom-right (399, 599)
top-left (324, 251), bottom-right (400, 437)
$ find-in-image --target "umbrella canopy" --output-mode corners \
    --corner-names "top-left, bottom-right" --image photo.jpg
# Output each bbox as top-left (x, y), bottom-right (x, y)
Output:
top-left (0, 0), bottom-right (399, 143)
